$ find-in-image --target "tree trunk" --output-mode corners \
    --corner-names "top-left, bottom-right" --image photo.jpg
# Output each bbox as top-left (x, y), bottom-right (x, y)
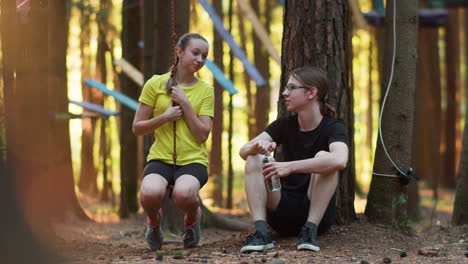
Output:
top-left (279, 0), bottom-right (355, 224)
top-left (413, 27), bottom-right (442, 218)
top-left (209, 0), bottom-right (224, 207)
top-left (452, 108), bottom-right (468, 225)
top-left (79, 0), bottom-right (100, 195)
top-left (365, 0), bottom-right (418, 226)
top-left (442, 8), bottom-right (461, 189)
top-left (119, 0), bottom-right (141, 218)
top-left (252, 0), bottom-right (271, 136)
top-left (49, 0), bottom-right (89, 221)
top-left (237, 8), bottom-right (255, 140)
top-left (226, 0), bottom-right (235, 209)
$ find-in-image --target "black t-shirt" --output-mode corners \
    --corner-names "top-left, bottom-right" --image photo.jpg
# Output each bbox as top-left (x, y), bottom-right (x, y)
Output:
top-left (264, 115), bottom-right (348, 193)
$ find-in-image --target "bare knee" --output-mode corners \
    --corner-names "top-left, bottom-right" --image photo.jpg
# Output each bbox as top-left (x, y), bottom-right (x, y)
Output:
top-left (172, 179), bottom-right (199, 207)
top-left (140, 175), bottom-right (167, 205)
top-left (245, 154), bottom-right (263, 176)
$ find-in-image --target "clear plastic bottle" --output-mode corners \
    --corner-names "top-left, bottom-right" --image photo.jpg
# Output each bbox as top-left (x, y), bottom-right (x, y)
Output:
top-left (263, 152), bottom-right (281, 192)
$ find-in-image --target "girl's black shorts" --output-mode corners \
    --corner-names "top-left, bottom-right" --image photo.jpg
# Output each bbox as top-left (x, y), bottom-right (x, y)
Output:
top-left (142, 160), bottom-right (208, 188)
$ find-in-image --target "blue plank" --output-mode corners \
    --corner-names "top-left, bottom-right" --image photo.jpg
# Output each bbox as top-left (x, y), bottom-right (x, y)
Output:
top-left (198, 0), bottom-right (266, 87)
top-left (84, 79), bottom-right (139, 111)
top-left (205, 59), bottom-right (238, 95)
top-left (69, 100), bottom-right (120, 116)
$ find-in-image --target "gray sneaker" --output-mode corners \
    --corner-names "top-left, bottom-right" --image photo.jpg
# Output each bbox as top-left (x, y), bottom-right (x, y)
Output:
top-left (145, 210), bottom-right (163, 250)
top-left (182, 207), bottom-right (201, 248)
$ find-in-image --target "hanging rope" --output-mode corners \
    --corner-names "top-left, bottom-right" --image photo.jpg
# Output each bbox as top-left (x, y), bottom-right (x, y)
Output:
top-left (170, 0), bottom-right (178, 168)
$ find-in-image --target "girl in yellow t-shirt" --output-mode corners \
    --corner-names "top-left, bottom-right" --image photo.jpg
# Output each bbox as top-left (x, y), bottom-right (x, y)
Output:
top-left (132, 33), bottom-right (214, 250)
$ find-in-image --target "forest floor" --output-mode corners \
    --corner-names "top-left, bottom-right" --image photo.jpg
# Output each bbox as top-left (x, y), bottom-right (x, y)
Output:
top-left (50, 189), bottom-right (467, 264)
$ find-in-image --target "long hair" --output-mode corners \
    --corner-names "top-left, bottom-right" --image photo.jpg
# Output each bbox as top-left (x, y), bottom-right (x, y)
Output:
top-left (165, 33), bottom-right (208, 94)
top-left (290, 66), bottom-right (337, 118)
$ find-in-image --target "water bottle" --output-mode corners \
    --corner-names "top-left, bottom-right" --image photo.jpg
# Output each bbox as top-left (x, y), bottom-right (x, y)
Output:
top-left (263, 152), bottom-right (281, 192)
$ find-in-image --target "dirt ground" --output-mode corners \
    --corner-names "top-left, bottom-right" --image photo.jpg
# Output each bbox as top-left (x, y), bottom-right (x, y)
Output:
top-left (50, 208), bottom-right (467, 264)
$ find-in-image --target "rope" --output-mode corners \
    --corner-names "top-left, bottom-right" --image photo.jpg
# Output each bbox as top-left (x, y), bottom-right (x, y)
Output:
top-left (170, 0), bottom-right (177, 168)
top-left (372, 0), bottom-right (408, 179)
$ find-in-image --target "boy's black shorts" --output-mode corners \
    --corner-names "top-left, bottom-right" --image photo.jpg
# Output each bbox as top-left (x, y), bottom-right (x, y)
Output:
top-left (267, 188), bottom-right (336, 237)
top-left (142, 160), bottom-right (208, 188)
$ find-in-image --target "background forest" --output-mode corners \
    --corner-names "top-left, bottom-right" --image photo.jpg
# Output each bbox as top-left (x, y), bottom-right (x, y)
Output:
top-left (0, 0), bottom-right (467, 263)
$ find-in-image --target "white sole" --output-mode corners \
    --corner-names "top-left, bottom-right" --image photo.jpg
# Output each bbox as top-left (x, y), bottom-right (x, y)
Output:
top-left (297, 243), bottom-right (320, 252)
top-left (240, 243), bottom-right (274, 253)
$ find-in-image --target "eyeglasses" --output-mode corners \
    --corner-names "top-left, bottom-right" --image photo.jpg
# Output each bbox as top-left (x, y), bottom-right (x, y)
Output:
top-left (284, 83), bottom-right (312, 92)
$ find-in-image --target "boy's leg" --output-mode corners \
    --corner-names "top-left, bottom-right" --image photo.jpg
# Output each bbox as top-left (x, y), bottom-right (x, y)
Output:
top-left (241, 154), bottom-right (280, 253)
top-left (298, 151), bottom-right (339, 251)
top-left (245, 154), bottom-right (281, 222)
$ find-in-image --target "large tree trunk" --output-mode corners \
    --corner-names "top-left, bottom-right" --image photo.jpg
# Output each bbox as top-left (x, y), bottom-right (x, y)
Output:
top-left (452, 108), bottom-right (468, 225)
top-left (119, 0), bottom-right (141, 218)
top-left (442, 8), bottom-right (461, 189)
top-left (365, 0), bottom-right (418, 226)
top-left (209, 0), bottom-right (224, 207)
top-left (48, 0), bottom-right (89, 221)
top-left (279, 0), bottom-right (354, 224)
top-left (252, 0), bottom-right (271, 137)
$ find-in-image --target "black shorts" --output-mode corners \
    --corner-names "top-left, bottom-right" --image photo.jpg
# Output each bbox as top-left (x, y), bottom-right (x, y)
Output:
top-left (267, 188), bottom-right (336, 237)
top-left (142, 160), bottom-right (208, 188)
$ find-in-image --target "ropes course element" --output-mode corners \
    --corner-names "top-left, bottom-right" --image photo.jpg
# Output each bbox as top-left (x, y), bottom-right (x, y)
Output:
top-left (198, 0), bottom-right (267, 87)
top-left (372, 0), bottom-right (418, 185)
top-left (170, 0), bottom-right (177, 168)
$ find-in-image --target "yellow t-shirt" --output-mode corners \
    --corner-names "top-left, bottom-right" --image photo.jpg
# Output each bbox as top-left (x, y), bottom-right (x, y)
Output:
top-left (139, 73), bottom-right (214, 167)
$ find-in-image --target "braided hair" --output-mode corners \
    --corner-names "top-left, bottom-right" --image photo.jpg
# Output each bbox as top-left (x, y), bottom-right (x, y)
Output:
top-left (290, 66), bottom-right (337, 119)
top-left (166, 33), bottom-right (209, 94)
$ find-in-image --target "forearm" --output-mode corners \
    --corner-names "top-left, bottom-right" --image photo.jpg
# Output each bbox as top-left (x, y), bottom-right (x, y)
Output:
top-left (288, 152), bottom-right (347, 175)
top-left (239, 141), bottom-right (257, 160)
top-left (180, 101), bottom-right (211, 144)
top-left (133, 114), bottom-right (168, 136)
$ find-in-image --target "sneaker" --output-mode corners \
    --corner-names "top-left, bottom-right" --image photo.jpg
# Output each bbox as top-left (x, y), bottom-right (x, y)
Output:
top-left (297, 225), bottom-right (320, 251)
top-left (240, 231), bottom-right (274, 253)
top-left (145, 209), bottom-right (163, 250)
top-left (182, 206), bottom-right (202, 248)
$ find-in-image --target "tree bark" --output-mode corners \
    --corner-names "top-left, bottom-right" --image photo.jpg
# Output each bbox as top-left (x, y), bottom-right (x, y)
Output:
top-left (365, 0), bottom-right (418, 226)
top-left (119, 0), bottom-right (141, 218)
top-left (209, 0), bottom-right (224, 207)
top-left (279, 0), bottom-right (355, 224)
top-left (452, 108), bottom-right (468, 225)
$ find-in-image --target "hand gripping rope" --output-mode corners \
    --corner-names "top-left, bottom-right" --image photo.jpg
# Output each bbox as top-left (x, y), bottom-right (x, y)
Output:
top-left (372, 0), bottom-right (419, 185)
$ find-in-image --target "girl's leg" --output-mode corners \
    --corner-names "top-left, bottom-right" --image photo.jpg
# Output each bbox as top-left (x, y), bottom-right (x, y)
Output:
top-left (172, 174), bottom-right (200, 225)
top-left (140, 174), bottom-right (168, 226)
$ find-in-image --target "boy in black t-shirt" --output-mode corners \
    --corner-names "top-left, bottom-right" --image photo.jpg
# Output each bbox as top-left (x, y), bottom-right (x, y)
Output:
top-left (239, 67), bottom-right (349, 253)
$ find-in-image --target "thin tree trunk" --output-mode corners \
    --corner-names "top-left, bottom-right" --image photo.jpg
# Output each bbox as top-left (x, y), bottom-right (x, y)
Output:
top-left (365, 0), bottom-right (418, 226)
top-left (452, 108), bottom-right (468, 225)
top-left (443, 8), bottom-right (460, 188)
top-left (280, 0), bottom-right (355, 224)
top-left (252, 0), bottom-right (271, 136)
top-left (237, 8), bottom-right (255, 140)
top-left (79, 0), bottom-right (100, 195)
top-left (120, 0), bottom-right (141, 218)
top-left (226, 0), bottom-right (235, 209)
top-left (210, 0), bottom-right (224, 207)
